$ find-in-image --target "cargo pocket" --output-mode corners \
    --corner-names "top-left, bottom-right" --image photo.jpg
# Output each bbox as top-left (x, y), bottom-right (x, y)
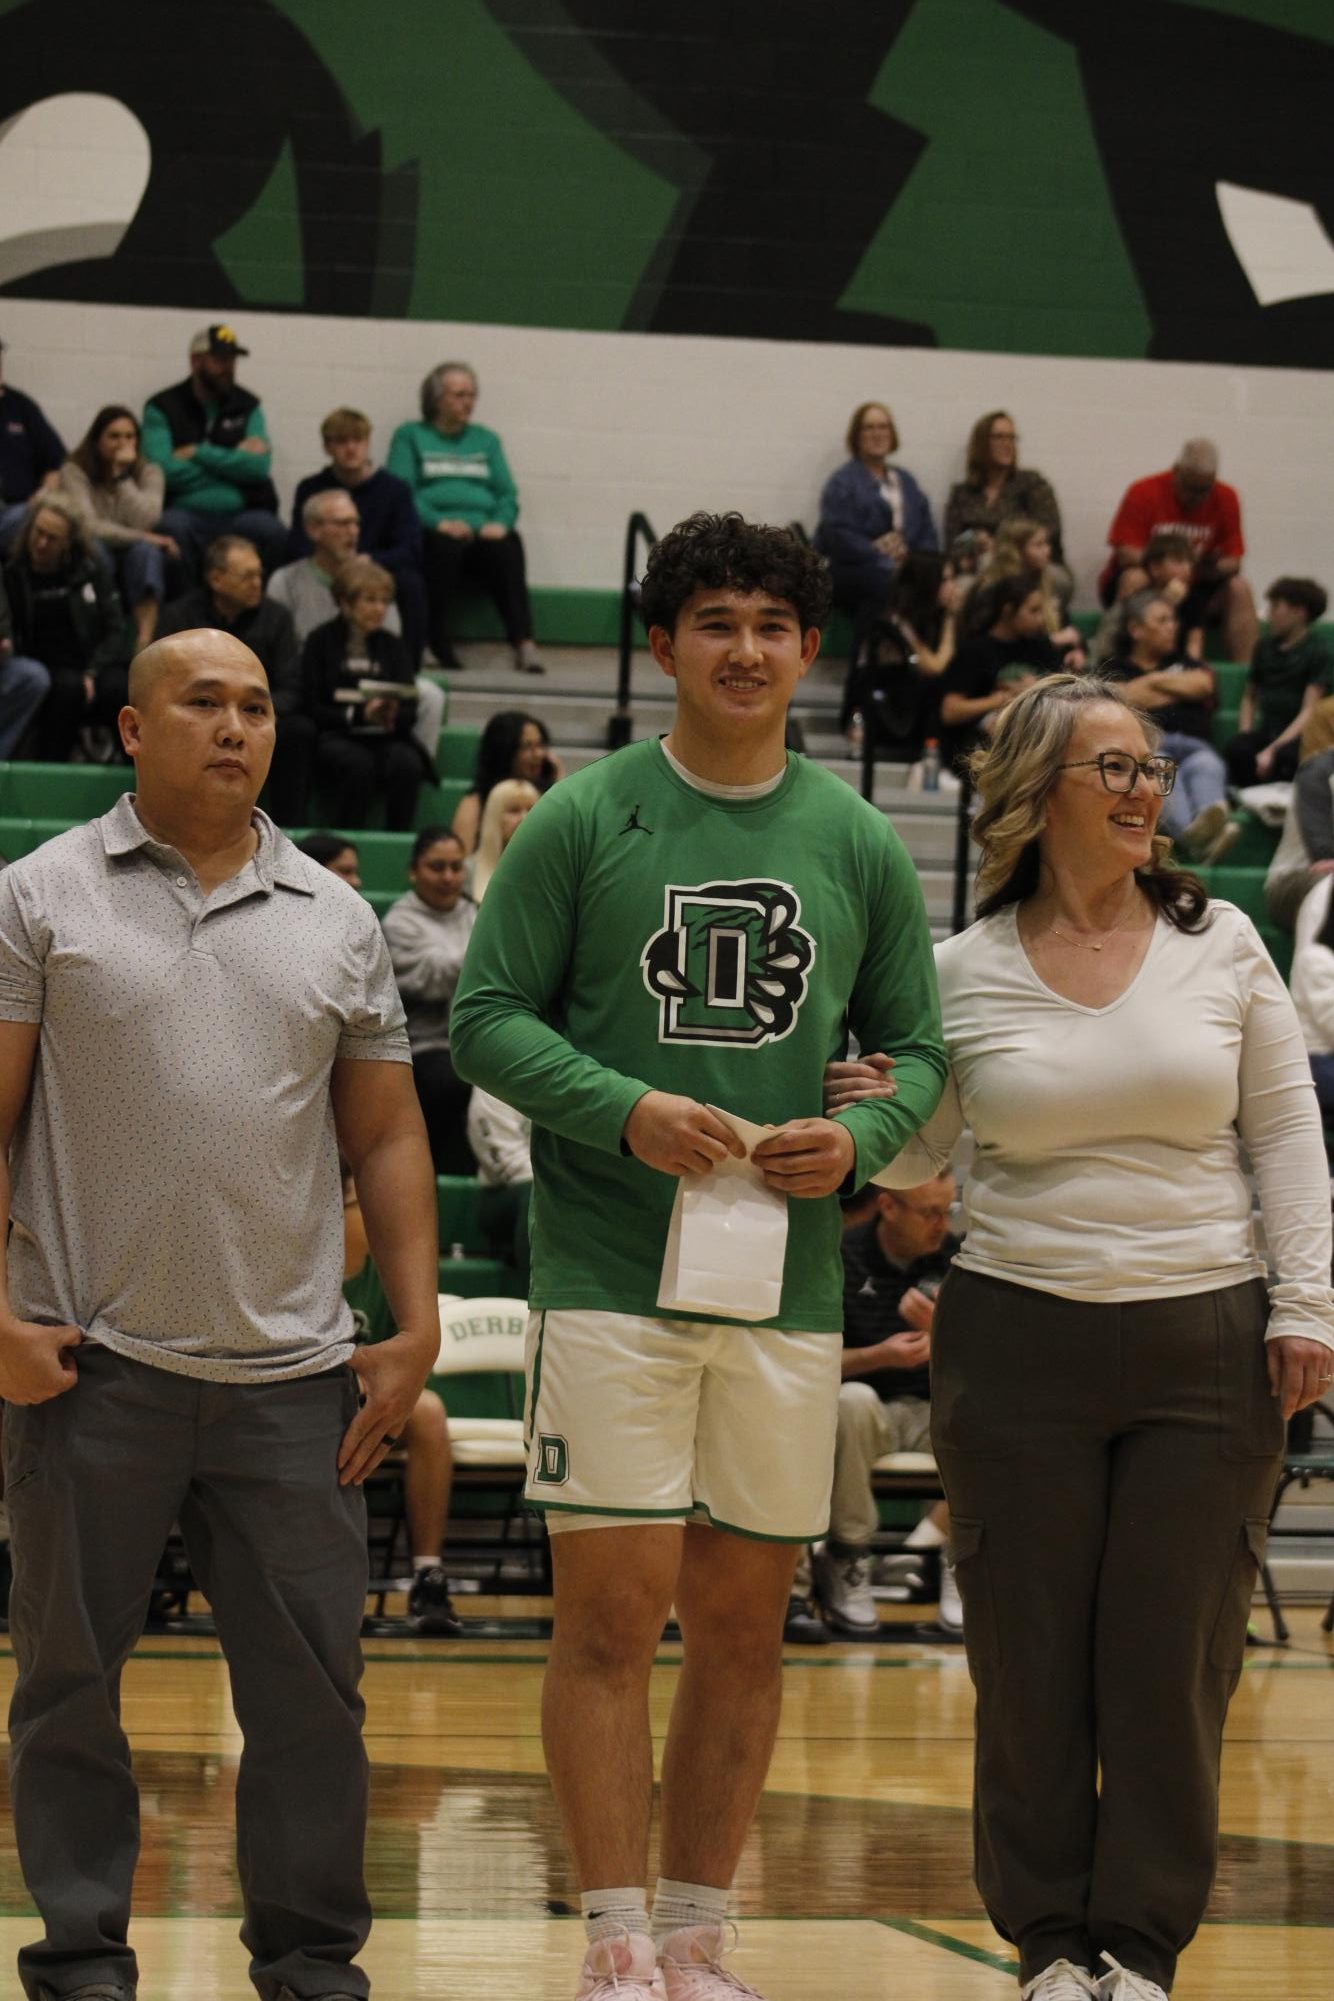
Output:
top-left (949, 1516), bottom-right (1001, 1681)
top-left (1207, 1519), bottom-right (1269, 1672)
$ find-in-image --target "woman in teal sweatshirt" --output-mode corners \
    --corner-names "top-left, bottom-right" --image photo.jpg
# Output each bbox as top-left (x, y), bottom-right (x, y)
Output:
top-left (387, 362), bottom-right (543, 674)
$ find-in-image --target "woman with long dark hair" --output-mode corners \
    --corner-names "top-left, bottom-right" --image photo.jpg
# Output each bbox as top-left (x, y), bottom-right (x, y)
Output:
top-left (451, 707), bottom-right (561, 851)
top-left (841, 550), bottom-right (960, 753)
top-left (829, 673), bottom-right (1333, 2001)
top-left (382, 825), bottom-right (477, 1175)
top-left (58, 405), bottom-right (177, 651)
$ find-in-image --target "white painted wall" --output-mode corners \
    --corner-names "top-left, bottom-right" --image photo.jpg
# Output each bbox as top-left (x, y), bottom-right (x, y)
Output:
top-left (2, 297), bottom-right (1330, 610)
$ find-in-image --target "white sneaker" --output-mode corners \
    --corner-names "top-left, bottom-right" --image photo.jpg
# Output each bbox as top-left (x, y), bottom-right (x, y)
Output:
top-left (811, 1547), bottom-right (878, 1633)
top-left (658, 1921), bottom-right (765, 1998)
top-left (937, 1551), bottom-right (963, 1634)
top-left (576, 1932), bottom-right (667, 1999)
top-left (1020, 1962), bottom-right (1099, 2001)
top-left (1097, 1951), bottom-right (1169, 2001)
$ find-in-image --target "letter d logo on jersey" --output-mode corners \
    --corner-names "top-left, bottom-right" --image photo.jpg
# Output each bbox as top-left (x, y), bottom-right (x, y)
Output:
top-left (641, 879), bottom-right (815, 1047)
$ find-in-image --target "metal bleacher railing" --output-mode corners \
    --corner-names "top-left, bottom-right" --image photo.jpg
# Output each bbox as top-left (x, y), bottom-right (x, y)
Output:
top-left (611, 510), bottom-right (658, 750)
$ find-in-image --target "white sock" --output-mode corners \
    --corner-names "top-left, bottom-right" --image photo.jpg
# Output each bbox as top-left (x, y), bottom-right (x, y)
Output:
top-left (413, 1554), bottom-right (440, 1573)
top-left (904, 1516), bottom-right (946, 1549)
top-left (652, 1876), bottom-right (729, 1944)
top-left (581, 1888), bottom-right (651, 1946)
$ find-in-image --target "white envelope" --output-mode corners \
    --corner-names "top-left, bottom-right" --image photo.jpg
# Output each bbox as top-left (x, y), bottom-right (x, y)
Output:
top-left (656, 1105), bottom-right (789, 1322)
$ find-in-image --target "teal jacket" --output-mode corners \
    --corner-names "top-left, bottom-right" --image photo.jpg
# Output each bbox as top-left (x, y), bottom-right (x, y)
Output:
top-left (142, 381), bottom-right (275, 515)
top-left (386, 420), bottom-right (518, 533)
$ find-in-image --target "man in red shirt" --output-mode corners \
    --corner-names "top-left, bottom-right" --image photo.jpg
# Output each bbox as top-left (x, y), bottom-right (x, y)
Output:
top-left (1099, 439), bottom-right (1258, 661)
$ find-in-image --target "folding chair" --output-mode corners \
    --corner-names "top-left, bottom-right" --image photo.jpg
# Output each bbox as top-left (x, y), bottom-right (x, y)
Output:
top-left (430, 1295), bottom-right (547, 1591)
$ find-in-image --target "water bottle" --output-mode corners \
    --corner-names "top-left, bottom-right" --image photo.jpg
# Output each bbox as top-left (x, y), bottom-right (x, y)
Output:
top-left (921, 738), bottom-right (941, 792)
top-left (448, 1241), bottom-right (466, 1262)
top-left (847, 709), bottom-right (865, 754)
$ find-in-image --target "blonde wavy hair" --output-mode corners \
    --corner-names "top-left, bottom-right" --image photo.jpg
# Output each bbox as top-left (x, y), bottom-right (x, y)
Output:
top-left (968, 673), bottom-right (1209, 930)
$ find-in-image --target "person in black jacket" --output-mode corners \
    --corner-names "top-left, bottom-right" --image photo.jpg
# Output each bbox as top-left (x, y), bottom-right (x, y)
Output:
top-left (158, 535), bottom-right (314, 824)
top-left (303, 557), bottom-right (432, 830)
top-left (2, 494), bottom-right (127, 761)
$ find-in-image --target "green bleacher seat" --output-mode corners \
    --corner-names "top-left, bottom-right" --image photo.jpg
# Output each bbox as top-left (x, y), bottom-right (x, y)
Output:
top-left (436, 1175), bottom-right (484, 1255)
top-left (1194, 864), bottom-right (1267, 926)
top-left (434, 726), bottom-right (480, 782)
top-left (1210, 706), bottom-right (1239, 749)
top-left (0, 764), bottom-right (130, 819)
top-left (1226, 811), bottom-right (1279, 867)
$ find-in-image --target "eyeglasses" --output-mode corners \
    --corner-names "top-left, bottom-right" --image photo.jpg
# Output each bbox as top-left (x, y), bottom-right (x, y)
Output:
top-left (1057, 752), bottom-right (1177, 796)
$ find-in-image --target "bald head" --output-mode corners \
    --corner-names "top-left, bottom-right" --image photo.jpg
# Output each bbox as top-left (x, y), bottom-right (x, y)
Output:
top-left (128, 629), bottom-right (269, 710)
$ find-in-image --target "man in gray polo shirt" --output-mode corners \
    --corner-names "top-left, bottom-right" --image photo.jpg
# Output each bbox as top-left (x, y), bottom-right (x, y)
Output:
top-left (0, 628), bottom-right (438, 2001)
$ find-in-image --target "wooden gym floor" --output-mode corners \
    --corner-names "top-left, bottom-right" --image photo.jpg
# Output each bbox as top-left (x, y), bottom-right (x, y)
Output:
top-left (0, 1602), bottom-right (1330, 2000)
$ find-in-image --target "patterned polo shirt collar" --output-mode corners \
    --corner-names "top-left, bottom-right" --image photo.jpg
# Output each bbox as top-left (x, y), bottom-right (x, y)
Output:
top-left (97, 793), bottom-right (313, 898)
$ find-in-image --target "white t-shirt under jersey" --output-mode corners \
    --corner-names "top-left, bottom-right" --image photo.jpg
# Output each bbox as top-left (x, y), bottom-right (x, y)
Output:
top-left (875, 898), bottom-right (1334, 1350)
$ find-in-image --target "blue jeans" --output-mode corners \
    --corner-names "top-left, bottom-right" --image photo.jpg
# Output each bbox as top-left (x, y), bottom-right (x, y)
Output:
top-left (0, 654), bottom-right (50, 760)
top-left (159, 506), bottom-right (287, 579)
top-left (101, 538), bottom-right (166, 607)
top-left (1156, 732), bottom-right (1227, 841)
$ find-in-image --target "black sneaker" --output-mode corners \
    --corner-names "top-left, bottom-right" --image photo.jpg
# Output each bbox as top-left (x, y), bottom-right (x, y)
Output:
top-left (782, 1593), bottom-right (830, 1646)
top-left (407, 1565), bottom-right (464, 1636)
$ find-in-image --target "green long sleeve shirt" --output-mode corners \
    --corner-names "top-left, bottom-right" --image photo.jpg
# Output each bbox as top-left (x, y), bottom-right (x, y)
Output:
top-left (386, 420), bottom-right (519, 532)
top-left (141, 397), bottom-right (273, 513)
top-left (450, 739), bottom-right (946, 1330)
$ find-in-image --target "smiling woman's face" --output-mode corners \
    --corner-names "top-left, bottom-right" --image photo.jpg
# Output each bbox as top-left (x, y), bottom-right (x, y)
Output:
top-left (1040, 702), bottom-right (1161, 879)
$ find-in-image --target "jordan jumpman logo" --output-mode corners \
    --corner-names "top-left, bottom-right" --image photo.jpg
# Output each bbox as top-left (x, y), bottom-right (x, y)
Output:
top-left (618, 805), bottom-right (653, 835)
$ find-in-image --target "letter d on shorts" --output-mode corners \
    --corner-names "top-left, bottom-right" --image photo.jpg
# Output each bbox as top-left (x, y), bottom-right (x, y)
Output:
top-left (536, 1433), bottom-right (569, 1485)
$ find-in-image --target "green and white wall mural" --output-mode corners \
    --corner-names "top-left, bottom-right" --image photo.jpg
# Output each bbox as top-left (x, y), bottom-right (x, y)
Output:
top-left (2, 0), bottom-right (1331, 369)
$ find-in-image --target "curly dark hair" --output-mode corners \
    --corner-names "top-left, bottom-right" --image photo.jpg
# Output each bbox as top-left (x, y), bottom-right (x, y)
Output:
top-left (639, 512), bottom-right (832, 635)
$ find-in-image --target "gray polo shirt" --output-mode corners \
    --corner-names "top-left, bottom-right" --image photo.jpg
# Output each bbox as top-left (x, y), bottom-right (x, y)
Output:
top-left (0, 796), bottom-right (411, 1382)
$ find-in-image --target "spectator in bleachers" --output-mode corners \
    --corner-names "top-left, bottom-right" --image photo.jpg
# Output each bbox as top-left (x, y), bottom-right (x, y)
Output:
top-left (469, 778), bottom-right (538, 903)
top-left (295, 829), bottom-right (363, 888)
top-left (1291, 874), bottom-right (1334, 1118)
top-left (0, 335), bottom-right (64, 550)
top-left (303, 556), bottom-right (430, 833)
top-left (832, 670), bottom-right (1334, 2001)
top-left (1089, 531), bottom-right (1202, 668)
top-left (1264, 746), bottom-right (1334, 929)
top-left (465, 1086), bottom-right (533, 1290)
top-left (452, 708), bottom-right (562, 852)
top-left (58, 406), bottom-right (177, 654)
top-left (289, 408), bottom-right (428, 666)
top-left (158, 536), bottom-right (313, 823)
top-left (0, 566), bottom-right (51, 761)
top-left (2, 494), bottom-right (127, 763)
top-left (815, 402), bottom-right (937, 639)
top-left (1225, 578), bottom-right (1334, 786)
top-left (1099, 591), bottom-right (1238, 864)
top-left (812, 1169), bottom-right (961, 1638)
top-left (273, 493), bottom-right (445, 775)
top-left (840, 551), bottom-right (960, 754)
top-left (936, 575), bottom-right (1060, 771)
top-left (143, 324), bottom-right (286, 577)
top-left (942, 410), bottom-right (1063, 557)
top-left (967, 516), bottom-right (1084, 665)
top-left (383, 827), bottom-right (477, 1175)
top-left (1099, 438), bottom-right (1258, 661)
top-left (268, 491), bottom-right (363, 642)
top-left (388, 362), bottom-right (543, 675)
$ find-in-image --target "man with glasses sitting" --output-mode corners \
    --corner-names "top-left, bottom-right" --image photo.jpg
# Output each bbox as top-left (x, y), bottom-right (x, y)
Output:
top-left (1098, 591), bottom-right (1240, 865)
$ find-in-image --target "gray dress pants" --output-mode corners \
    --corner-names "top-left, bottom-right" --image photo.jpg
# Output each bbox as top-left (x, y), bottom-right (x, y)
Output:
top-left (931, 1267), bottom-right (1284, 1994)
top-left (4, 1342), bottom-right (370, 2001)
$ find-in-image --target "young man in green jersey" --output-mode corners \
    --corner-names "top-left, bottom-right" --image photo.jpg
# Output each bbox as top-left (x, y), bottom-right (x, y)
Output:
top-left (451, 513), bottom-right (946, 2001)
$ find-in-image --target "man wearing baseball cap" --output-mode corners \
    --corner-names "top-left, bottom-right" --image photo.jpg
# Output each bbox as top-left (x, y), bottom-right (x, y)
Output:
top-left (143, 325), bottom-right (286, 578)
top-left (0, 336), bottom-right (66, 553)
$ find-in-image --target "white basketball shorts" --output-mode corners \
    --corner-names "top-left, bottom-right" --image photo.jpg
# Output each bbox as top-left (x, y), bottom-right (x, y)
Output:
top-left (524, 1308), bottom-right (842, 1541)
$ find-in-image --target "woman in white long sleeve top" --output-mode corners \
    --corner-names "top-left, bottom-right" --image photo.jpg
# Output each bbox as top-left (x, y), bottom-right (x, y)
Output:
top-left (1290, 870), bottom-right (1334, 1115)
top-left (831, 673), bottom-right (1334, 2001)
